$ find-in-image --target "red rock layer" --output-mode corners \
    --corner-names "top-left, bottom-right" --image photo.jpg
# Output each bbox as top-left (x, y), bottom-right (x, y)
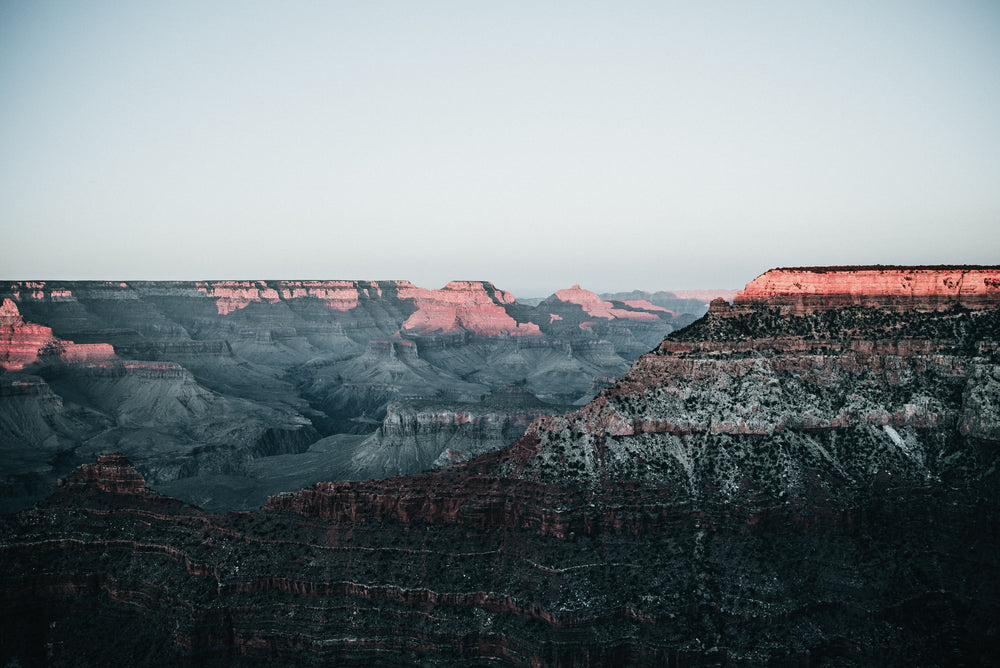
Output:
top-left (195, 280), bottom-right (377, 315)
top-left (554, 285), bottom-right (658, 320)
top-left (4, 282), bottom-right (74, 302)
top-left (192, 280), bottom-right (544, 334)
top-left (735, 266), bottom-right (1000, 312)
top-left (7, 279), bottom-right (546, 338)
top-left (398, 281), bottom-right (542, 337)
top-left (622, 299), bottom-right (674, 314)
top-left (0, 298), bottom-right (115, 371)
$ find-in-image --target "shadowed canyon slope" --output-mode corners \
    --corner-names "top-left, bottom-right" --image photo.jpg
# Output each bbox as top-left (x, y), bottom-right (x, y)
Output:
top-left (1, 266), bottom-right (998, 666)
top-left (0, 280), bottom-right (712, 511)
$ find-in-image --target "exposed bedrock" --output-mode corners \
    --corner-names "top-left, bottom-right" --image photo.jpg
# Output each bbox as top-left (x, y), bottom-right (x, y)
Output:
top-left (346, 387), bottom-right (576, 479)
top-left (1, 266), bottom-right (998, 665)
top-left (3, 280), bottom-right (689, 435)
top-left (735, 265), bottom-right (1000, 313)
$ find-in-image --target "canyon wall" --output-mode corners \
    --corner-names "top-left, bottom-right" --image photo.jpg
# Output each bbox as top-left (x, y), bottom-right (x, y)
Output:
top-left (1, 279), bottom-right (690, 512)
top-left (1, 266), bottom-right (998, 665)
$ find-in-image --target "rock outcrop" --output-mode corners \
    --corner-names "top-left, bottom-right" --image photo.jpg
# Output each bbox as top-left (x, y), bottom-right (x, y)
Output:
top-left (347, 387), bottom-right (575, 478)
top-left (554, 284), bottom-right (658, 320)
top-left (1, 265), bottom-right (998, 665)
top-left (398, 280), bottom-right (542, 336)
top-left (0, 298), bottom-right (115, 372)
top-left (58, 453), bottom-right (151, 495)
top-left (735, 265), bottom-right (1000, 313)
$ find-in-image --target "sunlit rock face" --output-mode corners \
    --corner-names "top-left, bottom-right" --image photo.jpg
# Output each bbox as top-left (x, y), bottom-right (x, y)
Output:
top-left (195, 280), bottom-right (370, 315)
top-left (736, 265), bottom-right (1000, 313)
top-left (2, 266), bottom-right (998, 666)
top-left (399, 280), bottom-right (542, 336)
top-left (0, 298), bottom-right (116, 371)
top-left (554, 284), bottom-right (658, 320)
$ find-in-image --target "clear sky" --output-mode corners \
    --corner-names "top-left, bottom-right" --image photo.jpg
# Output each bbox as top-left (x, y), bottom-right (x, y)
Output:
top-left (2, 1), bottom-right (998, 296)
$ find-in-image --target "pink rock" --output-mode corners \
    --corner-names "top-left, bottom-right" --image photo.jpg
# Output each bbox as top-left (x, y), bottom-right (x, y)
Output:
top-left (554, 285), bottom-right (660, 320)
top-left (197, 280), bottom-right (362, 315)
top-left (0, 298), bottom-right (20, 321)
top-left (399, 282), bottom-right (541, 337)
top-left (58, 343), bottom-right (117, 364)
top-left (735, 266), bottom-right (1000, 313)
top-left (0, 298), bottom-right (116, 371)
top-left (0, 299), bottom-right (56, 371)
top-left (623, 299), bottom-right (675, 315)
top-left (10, 283), bottom-right (74, 302)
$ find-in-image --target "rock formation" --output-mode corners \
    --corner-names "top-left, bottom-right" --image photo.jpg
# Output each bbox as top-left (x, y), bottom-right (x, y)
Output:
top-left (0, 298), bottom-right (115, 372)
top-left (0, 280), bottom-right (694, 512)
top-left (398, 280), bottom-right (543, 336)
top-left (600, 288), bottom-right (738, 313)
top-left (346, 387), bottom-right (576, 479)
top-left (554, 284), bottom-right (659, 320)
top-left (735, 265), bottom-right (1000, 313)
top-left (1, 266), bottom-right (997, 665)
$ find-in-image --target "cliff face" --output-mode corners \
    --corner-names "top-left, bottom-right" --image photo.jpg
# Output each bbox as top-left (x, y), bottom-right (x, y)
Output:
top-left (1, 280), bottom-right (692, 511)
top-left (735, 265), bottom-right (1000, 312)
top-left (1, 266), bottom-right (998, 666)
top-left (346, 387), bottom-right (576, 478)
top-left (398, 280), bottom-right (543, 336)
top-left (0, 298), bottom-right (115, 372)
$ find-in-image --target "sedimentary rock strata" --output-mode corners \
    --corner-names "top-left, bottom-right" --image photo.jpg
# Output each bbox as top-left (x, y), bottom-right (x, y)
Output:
top-left (736, 265), bottom-right (1000, 312)
top-left (1, 280), bottom-right (692, 511)
top-left (1, 266), bottom-right (997, 665)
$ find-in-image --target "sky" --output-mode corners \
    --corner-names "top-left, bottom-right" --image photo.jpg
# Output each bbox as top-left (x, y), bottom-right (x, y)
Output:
top-left (1, 1), bottom-right (998, 297)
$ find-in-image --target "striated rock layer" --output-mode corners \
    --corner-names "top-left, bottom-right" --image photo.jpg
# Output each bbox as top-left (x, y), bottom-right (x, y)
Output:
top-left (346, 387), bottom-right (576, 479)
top-left (2, 267), bottom-right (999, 665)
top-left (0, 298), bottom-right (116, 372)
top-left (735, 265), bottom-right (1000, 313)
top-left (2, 280), bottom-right (693, 510)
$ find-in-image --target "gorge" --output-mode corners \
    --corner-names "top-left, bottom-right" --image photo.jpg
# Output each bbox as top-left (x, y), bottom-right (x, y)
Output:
top-left (0, 280), bottom-right (710, 512)
top-left (1, 266), bottom-right (998, 666)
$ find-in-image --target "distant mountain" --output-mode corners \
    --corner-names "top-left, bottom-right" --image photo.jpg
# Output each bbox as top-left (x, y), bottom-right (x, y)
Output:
top-left (599, 287), bottom-right (739, 313)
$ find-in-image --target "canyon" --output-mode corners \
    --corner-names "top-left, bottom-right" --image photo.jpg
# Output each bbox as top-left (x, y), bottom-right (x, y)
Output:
top-left (1, 266), bottom-right (997, 665)
top-left (0, 280), bottom-right (711, 512)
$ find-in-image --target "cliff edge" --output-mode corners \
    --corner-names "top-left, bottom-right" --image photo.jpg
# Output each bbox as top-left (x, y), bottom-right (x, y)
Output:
top-left (734, 265), bottom-right (1000, 313)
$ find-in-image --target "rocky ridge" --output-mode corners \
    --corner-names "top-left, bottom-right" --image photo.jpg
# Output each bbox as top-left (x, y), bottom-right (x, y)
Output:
top-left (1, 266), bottom-right (997, 665)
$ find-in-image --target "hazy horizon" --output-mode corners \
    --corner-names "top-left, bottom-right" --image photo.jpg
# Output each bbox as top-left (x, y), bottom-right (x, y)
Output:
top-left (3, 2), bottom-right (998, 297)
